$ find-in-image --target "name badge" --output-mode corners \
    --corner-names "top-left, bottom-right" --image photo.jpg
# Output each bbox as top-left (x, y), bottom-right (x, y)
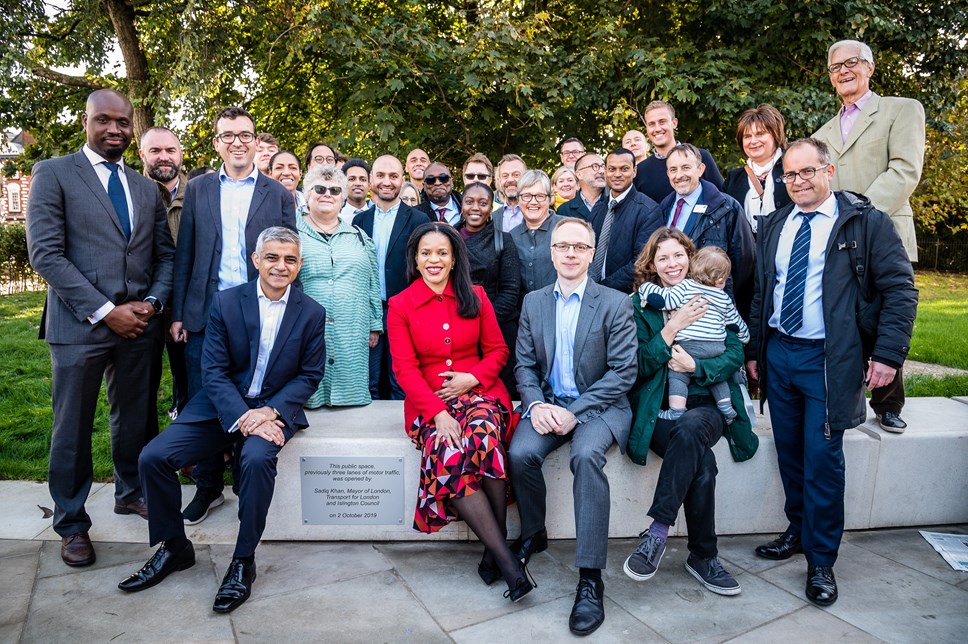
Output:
top-left (694, 205), bottom-right (708, 214)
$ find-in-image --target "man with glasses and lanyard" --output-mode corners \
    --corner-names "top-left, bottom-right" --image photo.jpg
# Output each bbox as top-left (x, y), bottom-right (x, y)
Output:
top-left (813, 39), bottom-right (925, 434)
top-left (170, 105), bottom-right (296, 525)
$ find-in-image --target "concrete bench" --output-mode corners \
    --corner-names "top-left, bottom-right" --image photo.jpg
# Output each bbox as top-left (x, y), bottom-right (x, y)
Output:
top-left (262, 397), bottom-right (968, 541)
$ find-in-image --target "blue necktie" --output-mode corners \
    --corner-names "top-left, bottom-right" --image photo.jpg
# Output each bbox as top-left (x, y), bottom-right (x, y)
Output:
top-left (779, 211), bottom-right (819, 335)
top-left (104, 162), bottom-right (131, 239)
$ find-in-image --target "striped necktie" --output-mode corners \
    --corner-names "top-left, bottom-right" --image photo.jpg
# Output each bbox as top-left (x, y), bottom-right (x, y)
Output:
top-left (779, 211), bottom-right (820, 335)
top-left (590, 198), bottom-right (617, 280)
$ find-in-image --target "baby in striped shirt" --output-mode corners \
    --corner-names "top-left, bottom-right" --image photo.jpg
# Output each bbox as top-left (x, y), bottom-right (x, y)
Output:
top-left (638, 246), bottom-right (749, 423)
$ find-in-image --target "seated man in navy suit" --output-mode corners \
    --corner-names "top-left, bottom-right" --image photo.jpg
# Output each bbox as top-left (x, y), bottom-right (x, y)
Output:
top-left (119, 226), bottom-right (326, 613)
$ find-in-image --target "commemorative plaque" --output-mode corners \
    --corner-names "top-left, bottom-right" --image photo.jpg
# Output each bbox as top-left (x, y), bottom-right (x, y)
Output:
top-left (300, 456), bottom-right (405, 525)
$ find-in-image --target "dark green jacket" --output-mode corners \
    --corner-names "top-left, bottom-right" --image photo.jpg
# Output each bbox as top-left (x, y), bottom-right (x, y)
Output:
top-left (626, 293), bottom-right (758, 465)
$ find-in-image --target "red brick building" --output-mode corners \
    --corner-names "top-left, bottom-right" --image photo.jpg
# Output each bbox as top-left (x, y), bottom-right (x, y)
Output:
top-left (1, 131), bottom-right (32, 224)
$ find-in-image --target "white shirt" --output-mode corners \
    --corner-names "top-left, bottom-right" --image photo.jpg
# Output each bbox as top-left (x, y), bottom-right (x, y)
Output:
top-left (769, 192), bottom-right (839, 339)
top-left (743, 148), bottom-right (783, 232)
top-left (83, 145), bottom-right (136, 324)
top-left (245, 281), bottom-right (291, 399)
top-left (217, 164), bottom-right (259, 292)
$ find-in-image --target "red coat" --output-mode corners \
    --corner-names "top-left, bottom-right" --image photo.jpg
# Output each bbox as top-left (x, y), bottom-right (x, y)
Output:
top-left (388, 279), bottom-right (511, 432)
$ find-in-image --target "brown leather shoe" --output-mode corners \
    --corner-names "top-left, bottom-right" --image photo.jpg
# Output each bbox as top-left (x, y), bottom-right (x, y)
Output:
top-left (114, 498), bottom-right (149, 519)
top-left (61, 532), bottom-right (96, 567)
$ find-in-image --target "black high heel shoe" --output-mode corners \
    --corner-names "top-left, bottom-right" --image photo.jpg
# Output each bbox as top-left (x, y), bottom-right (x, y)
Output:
top-left (478, 550), bottom-right (501, 586)
top-left (503, 564), bottom-right (537, 603)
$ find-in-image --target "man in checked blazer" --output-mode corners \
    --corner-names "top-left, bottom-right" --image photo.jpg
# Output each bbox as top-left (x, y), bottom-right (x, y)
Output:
top-left (26, 89), bottom-right (175, 567)
top-left (508, 217), bottom-right (637, 636)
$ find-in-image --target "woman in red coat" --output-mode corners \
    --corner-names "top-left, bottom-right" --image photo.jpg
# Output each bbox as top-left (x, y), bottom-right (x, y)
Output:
top-left (388, 222), bottom-right (534, 603)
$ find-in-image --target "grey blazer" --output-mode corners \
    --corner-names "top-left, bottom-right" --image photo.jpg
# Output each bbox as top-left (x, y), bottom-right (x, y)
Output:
top-left (514, 278), bottom-right (638, 450)
top-left (26, 149), bottom-right (175, 344)
top-left (172, 169), bottom-right (296, 332)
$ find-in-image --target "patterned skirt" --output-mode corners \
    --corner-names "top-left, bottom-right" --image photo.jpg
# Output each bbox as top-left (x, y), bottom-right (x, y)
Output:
top-left (409, 392), bottom-right (511, 534)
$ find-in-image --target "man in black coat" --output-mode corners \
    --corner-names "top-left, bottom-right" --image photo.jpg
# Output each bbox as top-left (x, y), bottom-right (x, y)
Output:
top-left (556, 152), bottom-right (605, 221)
top-left (416, 160), bottom-right (462, 225)
top-left (587, 148), bottom-right (662, 294)
top-left (747, 138), bottom-right (917, 608)
top-left (354, 155), bottom-right (433, 399)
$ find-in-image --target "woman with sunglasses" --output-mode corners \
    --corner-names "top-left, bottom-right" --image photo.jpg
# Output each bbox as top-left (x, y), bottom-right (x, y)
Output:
top-left (297, 164), bottom-right (382, 407)
top-left (387, 222), bottom-right (534, 603)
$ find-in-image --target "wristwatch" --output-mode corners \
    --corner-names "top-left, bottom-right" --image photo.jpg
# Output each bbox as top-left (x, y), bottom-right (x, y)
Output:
top-left (271, 407), bottom-right (282, 420)
top-left (144, 296), bottom-right (163, 314)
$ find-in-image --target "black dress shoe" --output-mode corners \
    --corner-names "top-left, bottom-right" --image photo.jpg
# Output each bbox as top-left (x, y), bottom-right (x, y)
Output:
top-left (877, 412), bottom-right (907, 434)
top-left (755, 532), bottom-right (803, 560)
top-left (118, 542), bottom-right (195, 592)
top-left (213, 558), bottom-right (257, 613)
top-left (569, 578), bottom-right (605, 636)
top-left (806, 565), bottom-right (838, 606)
top-left (510, 528), bottom-right (548, 565)
top-left (503, 564), bottom-right (536, 603)
top-left (478, 549), bottom-right (501, 586)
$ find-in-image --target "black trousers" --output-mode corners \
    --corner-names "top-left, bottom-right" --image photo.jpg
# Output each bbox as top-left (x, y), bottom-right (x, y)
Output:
top-left (870, 365), bottom-right (904, 415)
top-left (647, 399), bottom-right (724, 559)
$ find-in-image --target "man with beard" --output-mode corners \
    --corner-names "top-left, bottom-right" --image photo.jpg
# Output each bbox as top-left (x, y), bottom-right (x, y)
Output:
top-left (140, 126), bottom-right (190, 418)
top-left (557, 152), bottom-right (606, 221)
top-left (493, 154), bottom-right (527, 232)
top-left (417, 161), bottom-right (461, 225)
top-left (26, 89), bottom-right (175, 566)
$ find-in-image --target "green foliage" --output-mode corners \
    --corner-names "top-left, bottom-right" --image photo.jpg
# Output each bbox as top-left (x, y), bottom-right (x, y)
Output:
top-left (0, 224), bottom-right (41, 292)
top-left (0, 0), bottom-right (965, 223)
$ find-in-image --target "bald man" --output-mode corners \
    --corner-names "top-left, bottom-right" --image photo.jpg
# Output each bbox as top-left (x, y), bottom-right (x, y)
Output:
top-left (27, 89), bottom-right (175, 567)
top-left (354, 155), bottom-right (432, 398)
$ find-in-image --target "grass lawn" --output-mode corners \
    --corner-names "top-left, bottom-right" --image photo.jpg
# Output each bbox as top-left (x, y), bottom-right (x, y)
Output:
top-left (1, 270), bottom-right (965, 482)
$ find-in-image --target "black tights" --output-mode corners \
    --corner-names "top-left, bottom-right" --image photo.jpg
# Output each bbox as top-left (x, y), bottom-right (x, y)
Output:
top-left (452, 477), bottom-right (520, 586)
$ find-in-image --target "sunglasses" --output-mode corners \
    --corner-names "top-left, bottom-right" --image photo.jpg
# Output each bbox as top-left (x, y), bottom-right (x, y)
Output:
top-left (464, 173), bottom-right (491, 181)
top-left (424, 174), bottom-right (452, 186)
top-left (312, 185), bottom-right (343, 195)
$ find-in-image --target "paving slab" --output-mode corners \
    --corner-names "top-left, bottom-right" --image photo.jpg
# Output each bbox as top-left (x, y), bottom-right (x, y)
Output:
top-left (0, 480), bottom-right (70, 540)
top-left (721, 605), bottom-right (881, 643)
top-left (0, 538), bottom-right (42, 559)
top-left (0, 550), bottom-right (39, 629)
top-left (759, 542), bottom-right (968, 644)
top-left (602, 537), bottom-right (807, 643)
top-left (228, 569), bottom-right (450, 643)
top-left (450, 594), bottom-right (665, 643)
top-left (36, 539), bottom-right (166, 580)
top-left (209, 541), bottom-right (394, 601)
top-left (377, 540), bottom-right (576, 632)
top-left (22, 544), bottom-right (233, 643)
top-left (713, 533), bottom-right (798, 574)
top-left (846, 526), bottom-right (968, 585)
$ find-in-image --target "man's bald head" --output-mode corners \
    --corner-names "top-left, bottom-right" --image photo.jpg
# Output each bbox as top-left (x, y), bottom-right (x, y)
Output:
top-left (82, 89), bottom-right (134, 161)
top-left (370, 155), bottom-right (405, 208)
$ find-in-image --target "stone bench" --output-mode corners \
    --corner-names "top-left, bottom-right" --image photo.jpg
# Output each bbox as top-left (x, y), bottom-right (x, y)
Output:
top-left (262, 397), bottom-right (968, 541)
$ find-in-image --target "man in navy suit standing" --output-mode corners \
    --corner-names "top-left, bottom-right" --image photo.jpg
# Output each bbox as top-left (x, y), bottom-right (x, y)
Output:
top-left (170, 106), bottom-right (296, 523)
top-left (354, 154), bottom-right (432, 399)
top-left (27, 89), bottom-right (175, 567)
top-left (119, 227), bottom-right (326, 613)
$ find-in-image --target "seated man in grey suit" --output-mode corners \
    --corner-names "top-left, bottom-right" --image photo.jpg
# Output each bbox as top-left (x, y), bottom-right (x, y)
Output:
top-left (119, 227), bottom-right (326, 613)
top-left (508, 217), bottom-right (637, 637)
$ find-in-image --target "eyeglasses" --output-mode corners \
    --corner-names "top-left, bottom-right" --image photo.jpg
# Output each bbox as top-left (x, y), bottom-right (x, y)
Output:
top-left (575, 162), bottom-right (604, 173)
top-left (562, 149), bottom-right (585, 157)
top-left (519, 193), bottom-right (550, 203)
top-left (423, 174), bottom-right (451, 186)
top-left (464, 173), bottom-right (491, 181)
top-left (311, 155), bottom-right (336, 164)
top-left (827, 56), bottom-right (867, 74)
top-left (780, 165), bottom-right (830, 183)
top-left (311, 185), bottom-right (343, 195)
top-left (551, 242), bottom-right (594, 253)
top-left (216, 131), bottom-right (256, 144)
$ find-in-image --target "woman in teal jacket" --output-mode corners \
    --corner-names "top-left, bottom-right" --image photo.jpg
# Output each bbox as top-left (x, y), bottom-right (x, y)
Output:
top-left (621, 227), bottom-right (757, 596)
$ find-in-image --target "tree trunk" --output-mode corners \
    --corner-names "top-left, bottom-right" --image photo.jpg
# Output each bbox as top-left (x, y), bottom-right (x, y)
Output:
top-left (100, 0), bottom-right (154, 141)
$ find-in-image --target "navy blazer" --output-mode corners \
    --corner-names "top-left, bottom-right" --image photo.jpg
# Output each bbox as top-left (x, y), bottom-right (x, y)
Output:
top-left (723, 159), bottom-right (791, 216)
top-left (417, 190), bottom-right (462, 223)
top-left (556, 195), bottom-right (593, 221)
top-left (177, 280), bottom-right (327, 432)
top-left (172, 169), bottom-right (296, 332)
top-left (354, 202), bottom-right (433, 301)
top-left (588, 187), bottom-right (661, 294)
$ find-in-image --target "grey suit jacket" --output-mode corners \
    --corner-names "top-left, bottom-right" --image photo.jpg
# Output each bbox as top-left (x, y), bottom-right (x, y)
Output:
top-left (27, 149), bottom-right (175, 344)
top-left (172, 169), bottom-right (296, 332)
top-left (515, 278), bottom-right (638, 451)
top-left (813, 93), bottom-right (925, 261)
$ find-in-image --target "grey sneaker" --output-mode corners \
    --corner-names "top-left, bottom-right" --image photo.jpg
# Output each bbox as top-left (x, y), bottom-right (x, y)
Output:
top-left (623, 530), bottom-right (666, 581)
top-left (182, 489), bottom-right (225, 525)
top-left (685, 554), bottom-right (741, 596)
